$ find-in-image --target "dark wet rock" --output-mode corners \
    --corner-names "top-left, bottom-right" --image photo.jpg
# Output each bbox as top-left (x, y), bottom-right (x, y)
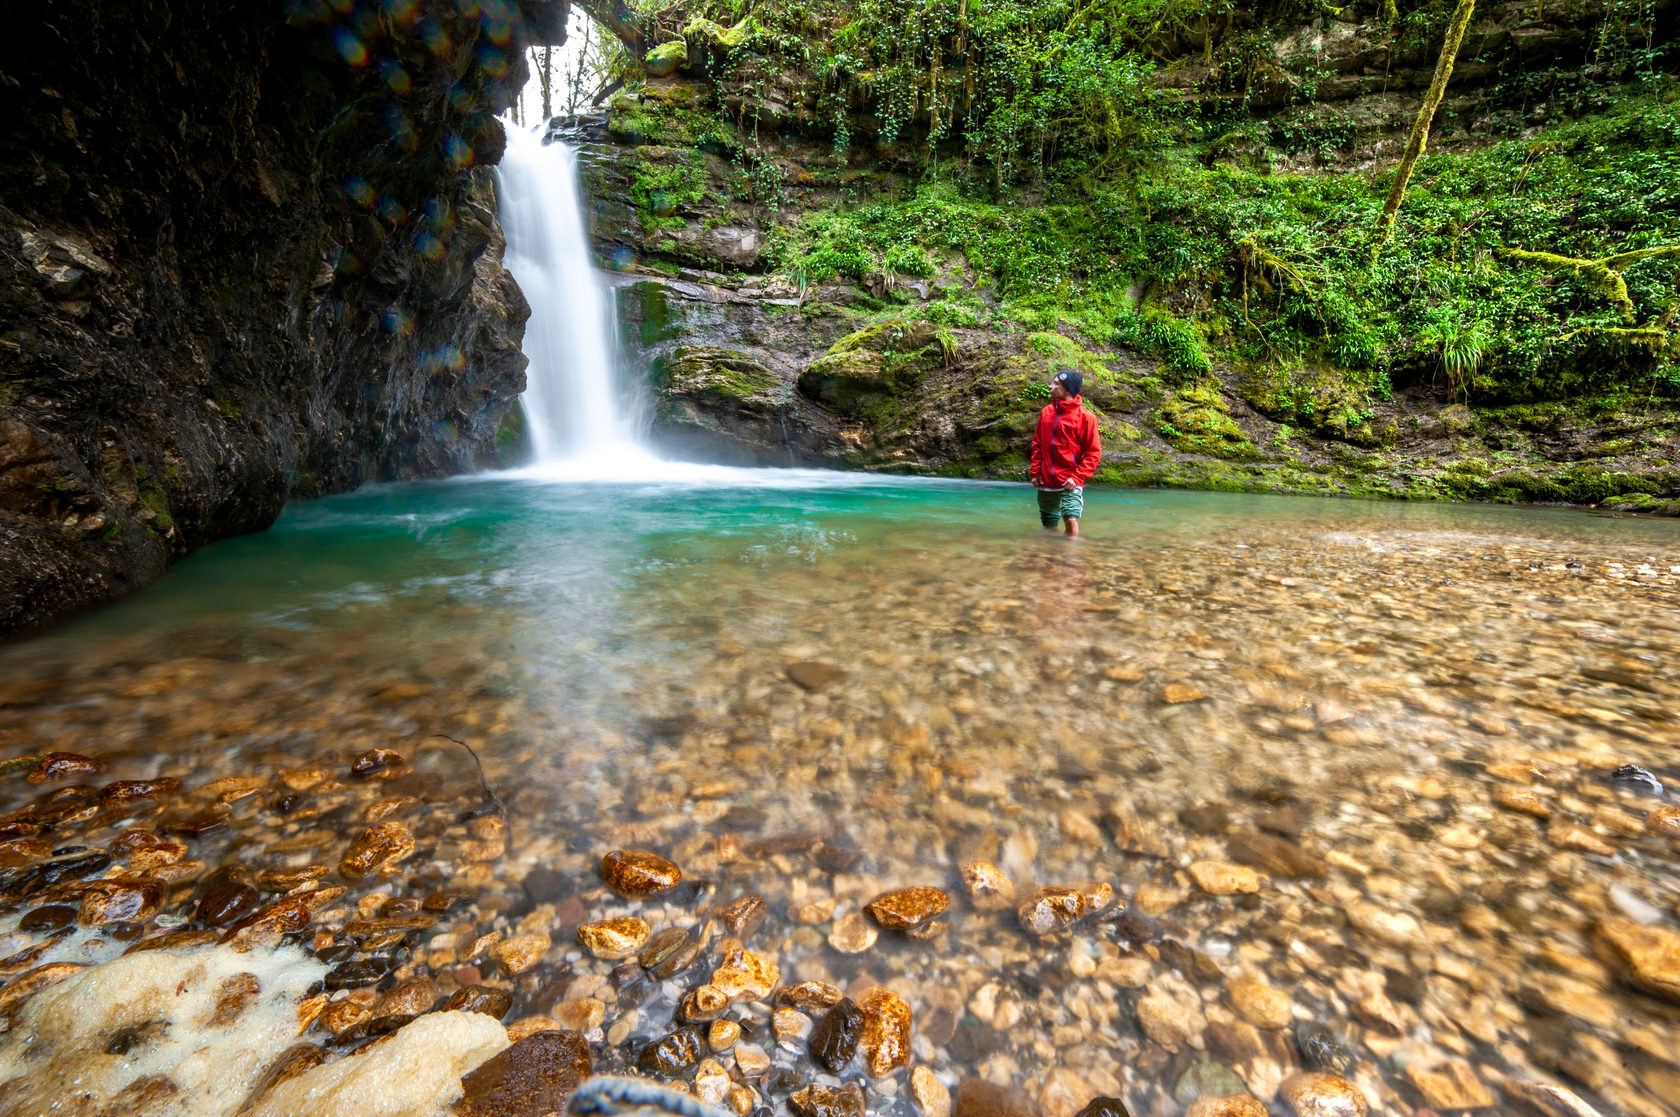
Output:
top-left (638, 1028), bottom-right (704, 1077)
top-left (785, 661), bottom-right (847, 691)
top-left (195, 879), bottom-right (261, 928)
top-left (1611, 764), bottom-right (1664, 795)
top-left (1256, 805), bottom-right (1306, 837)
top-left (1225, 830), bottom-right (1325, 878)
top-left (241, 1043), bottom-right (329, 1110)
top-left (209, 971), bottom-right (262, 1026)
top-left (448, 985), bottom-right (514, 1018)
top-left (339, 822), bottom-right (415, 880)
top-left (954, 1079), bottom-right (1034, 1117)
top-left (18, 904), bottom-right (76, 933)
top-left (812, 840), bottom-right (861, 874)
top-left (790, 1083), bottom-right (865, 1117)
top-left (125, 929), bottom-right (220, 954)
top-left (1179, 801), bottom-right (1232, 835)
top-left (1293, 1021), bottom-right (1354, 1074)
top-left (809, 996), bottom-right (864, 1074)
top-left (638, 926), bottom-right (691, 970)
top-left (424, 888), bottom-right (476, 913)
top-left (374, 974), bottom-right (438, 1018)
top-left (1174, 1061), bottom-right (1246, 1106)
top-left (948, 1019), bottom-right (1007, 1063)
top-left (0, 837), bottom-right (52, 868)
top-left (26, 753), bottom-right (105, 784)
top-left (716, 893), bottom-right (769, 938)
top-left (865, 885), bottom-right (949, 930)
top-left (599, 848), bottom-right (681, 897)
top-left (166, 808), bottom-right (231, 839)
top-left (1073, 1098), bottom-right (1133, 1117)
top-left (98, 778), bottom-right (182, 807)
top-left (459, 1030), bottom-right (592, 1117)
top-left (350, 749), bottom-right (405, 778)
top-left (519, 866), bottom-right (570, 906)
top-left (323, 956), bottom-right (397, 990)
top-left (79, 878), bottom-right (163, 925)
top-left (0, 847), bottom-right (110, 898)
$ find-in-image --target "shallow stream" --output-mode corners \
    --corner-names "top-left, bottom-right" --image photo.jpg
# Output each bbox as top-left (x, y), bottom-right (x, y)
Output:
top-left (2, 475), bottom-right (1679, 1117)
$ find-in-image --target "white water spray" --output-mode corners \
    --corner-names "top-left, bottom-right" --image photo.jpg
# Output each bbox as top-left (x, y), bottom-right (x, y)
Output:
top-left (496, 125), bottom-right (642, 464)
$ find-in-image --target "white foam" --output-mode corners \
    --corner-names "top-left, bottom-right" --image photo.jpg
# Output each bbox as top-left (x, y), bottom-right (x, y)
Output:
top-left (0, 942), bottom-right (326, 1117)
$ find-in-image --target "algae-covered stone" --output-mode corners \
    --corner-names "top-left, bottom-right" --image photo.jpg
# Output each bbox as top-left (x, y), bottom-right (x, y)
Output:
top-left (644, 40), bottom-right (688, 78)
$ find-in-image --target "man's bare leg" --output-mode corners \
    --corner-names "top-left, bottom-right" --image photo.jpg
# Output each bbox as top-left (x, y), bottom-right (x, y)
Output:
top-left (1064, 517), bottom-right (1079, 538)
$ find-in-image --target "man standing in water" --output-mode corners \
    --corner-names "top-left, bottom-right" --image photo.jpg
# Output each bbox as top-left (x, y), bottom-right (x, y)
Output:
top-left (1029, 369), bottom-right (1102, 537)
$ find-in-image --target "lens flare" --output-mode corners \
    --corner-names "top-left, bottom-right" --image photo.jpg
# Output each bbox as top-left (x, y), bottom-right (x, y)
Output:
top-left (379, 60), bottom-right (411, 93)
top-left (444, 134), bottom-right (474, 169)
top-left (344, 176), bottom-right (374, 206)
top-left (332, 28), bottom-right (367, 66)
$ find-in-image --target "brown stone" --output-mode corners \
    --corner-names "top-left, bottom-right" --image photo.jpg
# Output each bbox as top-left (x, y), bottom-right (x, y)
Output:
top-left (959, 861), bottom-right (1015, 910)
top-left (779, 980), bottom-right (844, 1010)
top-left (494, 932), bottom-right (553, 974)
top-left (786, 661), bottom-right (847, 691)
top-left (317, 999), bottom-right (372, 1037)
top-left (0, 963), bottom-right (85, 1017)
top-left (338, 822), bottom-right (415, 880)
top-left (856, 986), bottom-right (912, 1076)
top-left (1188, 860), bottom-right (1261, 895)
top-left (1226, 975), bottom-right (1292, 1030)
top-left (791, 1083), bottom-right (865, 1117)
top-left (98, 778), bottom-right (182, 806)
top-left (576, 917), bottom-right (648, 961)
top-left (244, 1044), bottom-right (329, 1109)
top-left (678, 984), bottom-right (732, 1023)
top-left (1279, 1072), bottom-right (1368, 1117)
top-left (711, 947), bottom-right (778, 1001)
top-left (221, 898), bottom-right (313, 950)
top-left (448, 985), bottom-right (513, 1018)
top-left (1402, 1061), bottom-right (1495, 1109)
top-left (1186, 1098), bottom-right (1267, 1117)
top-left (458, 1030), bottom-right (592, 1117)
top-left (1646, 805), bottom-right (1680, 839)
top-left (350, 748), bottom-right (405, 778)
top-left (1225, 830), bottom-right (1325, 878)
top-left (716, 893), bottom-right (769, 938)
top-left (78, 878), bottom-right (163, 925)
top-left (1161, 684), bottom-right (1205, 704)
top-left (374, 975), bottom-right (438, 1019)
top-left (599, 849), bottom-right (681, 897)
top-left (1495, 786), bottom-right (1552, 819)
top-left (865, 885), bottom-right (949, 930)
top-left (27, 752), bottom-right (104, 784)
top-left (1595, 917), bottom-right (1680, 1003)
top-left (209, 972), bottom-right (262, 1026)
top-left (912, 1067), bottom-right (952, 1117)
top-left (1017, 886), bottom-right (1087, 935)
top-left (954, 1080), bottom-right (1034, 1117)
top-left (828, 912), bottom-right (877, 954)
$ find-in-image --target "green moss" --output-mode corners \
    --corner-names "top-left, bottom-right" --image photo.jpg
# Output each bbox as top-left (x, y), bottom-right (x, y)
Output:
top-left (663, 347), bottom-right (783, 401)
top-left (644, 40), bottom-right (689, 78)
top-left (1154, 385), bottom-right (1259, 460)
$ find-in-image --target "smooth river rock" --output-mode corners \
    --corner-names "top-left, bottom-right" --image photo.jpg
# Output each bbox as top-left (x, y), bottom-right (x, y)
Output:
top-left (458, 1030), bottom-right (591, 1117)
top-left (865, 886), bottom-right (949, 930)
top-left (856, 986), bottom-right (912, 1076)
top-left (1188, 860), bottom-right (1261, 895)
top-left (599, 849), bottom-right (682, 897)
top-left (1594, 916), bottom-right (1680, 1002)
top-left (577, 917), bottom-right (650, 961)
top-left (338, 822), bottom-right (415, 879)
top-left (1279, 1072), bottom-right (1368, 1117)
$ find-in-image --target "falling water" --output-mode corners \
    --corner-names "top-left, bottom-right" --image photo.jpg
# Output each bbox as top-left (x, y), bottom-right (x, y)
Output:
top-left (496, 125), bottom-right (640, 464)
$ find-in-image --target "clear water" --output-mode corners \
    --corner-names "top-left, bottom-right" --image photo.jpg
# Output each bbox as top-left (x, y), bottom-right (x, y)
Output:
top-left (4, 477), bottom-right (1680, 1115)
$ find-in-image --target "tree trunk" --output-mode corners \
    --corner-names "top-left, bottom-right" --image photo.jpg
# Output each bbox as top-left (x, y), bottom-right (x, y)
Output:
top-left (538, 46), bottom-right (553, 120)
top-left (1374, 0), bottom-right (1476, 246)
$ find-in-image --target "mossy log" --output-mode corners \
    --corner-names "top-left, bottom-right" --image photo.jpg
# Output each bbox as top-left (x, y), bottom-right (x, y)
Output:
top-left (1498, 244), bottom-right (1680, 323)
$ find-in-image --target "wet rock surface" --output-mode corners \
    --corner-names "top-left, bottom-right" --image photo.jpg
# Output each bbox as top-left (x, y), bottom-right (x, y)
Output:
top-left (0, 1), bottom-right (555, 633)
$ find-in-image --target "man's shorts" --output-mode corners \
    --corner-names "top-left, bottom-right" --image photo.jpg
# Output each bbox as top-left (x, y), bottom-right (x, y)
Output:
top-left (1037, 486), bottom-right (1084, 526)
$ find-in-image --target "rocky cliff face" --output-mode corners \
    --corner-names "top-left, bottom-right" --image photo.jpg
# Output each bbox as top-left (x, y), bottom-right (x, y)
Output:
top-left (560, 0), bottom-right (1680, 511)
top-left (0, 0), bottom-right (567, 633)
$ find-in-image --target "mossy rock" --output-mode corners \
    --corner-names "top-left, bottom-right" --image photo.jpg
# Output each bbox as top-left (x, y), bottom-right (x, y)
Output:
top-left (798, 349), bottom-right (887, 411)
top-left (1155, 385), bottom-right (1259, 461)
top-left (663, 346), bottom-right (782, 402)
top-left (828, 319), bottom-right (940, 356)
top-left (1241, 364), bottom-right (1386, 446)
top-left (645, 40), bottom-right (689, 78)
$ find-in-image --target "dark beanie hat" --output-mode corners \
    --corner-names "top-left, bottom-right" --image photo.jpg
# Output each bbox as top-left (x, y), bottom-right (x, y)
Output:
top-left (1055, 368), bottom-right (1083, 397)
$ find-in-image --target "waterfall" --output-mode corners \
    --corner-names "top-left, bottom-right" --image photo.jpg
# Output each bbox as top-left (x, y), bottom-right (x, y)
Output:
top-left (496, 124), bottom-right (641, 465)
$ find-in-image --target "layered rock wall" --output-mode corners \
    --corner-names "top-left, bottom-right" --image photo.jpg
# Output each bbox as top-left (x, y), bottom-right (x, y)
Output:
top-left (0, 0), bottom-right (567, 633)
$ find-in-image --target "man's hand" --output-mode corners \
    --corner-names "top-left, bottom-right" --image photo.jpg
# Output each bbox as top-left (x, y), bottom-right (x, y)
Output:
top-left (1062, 478), bottom-right (1079, 490)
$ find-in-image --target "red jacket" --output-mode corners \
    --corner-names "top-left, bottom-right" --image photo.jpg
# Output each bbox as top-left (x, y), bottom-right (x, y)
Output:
top-left (1030, 396), bottom-right (1102, 488)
